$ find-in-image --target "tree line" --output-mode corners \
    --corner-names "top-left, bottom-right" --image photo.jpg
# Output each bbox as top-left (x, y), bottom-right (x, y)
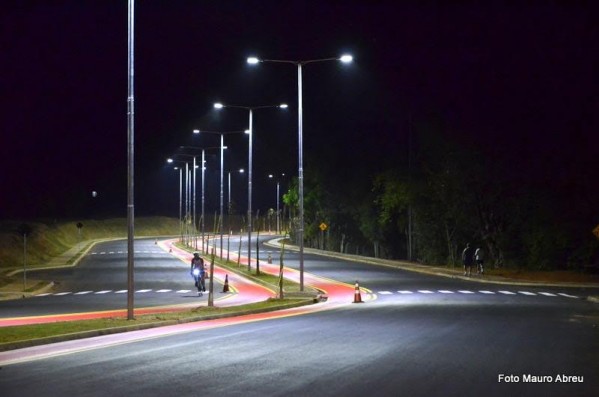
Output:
top-left (281, 120), bottom-right (599, 271)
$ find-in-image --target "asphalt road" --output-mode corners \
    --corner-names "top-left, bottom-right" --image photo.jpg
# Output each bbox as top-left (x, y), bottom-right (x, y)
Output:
top-left (1, 236), bottom-right (598, 397)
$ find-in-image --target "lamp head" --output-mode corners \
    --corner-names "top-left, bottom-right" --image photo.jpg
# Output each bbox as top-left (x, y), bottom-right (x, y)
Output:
top-left (247, 57), bottom-right (260, 65)
top-left (340, 54), bottom-right (353, 63)
top-left (214, 103), bottom-right (224, 109)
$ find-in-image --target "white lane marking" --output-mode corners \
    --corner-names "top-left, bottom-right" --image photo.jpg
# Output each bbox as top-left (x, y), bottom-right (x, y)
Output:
top-left (176, 290), bottom-right (191, 293)
top-left (418, 290), bottom-right (434, 294)
top-left (100, 252), bottom-right (106, 255)
top-left (538, 292), bottom-right (557, 297)
top-left (135, 289), bottom-right (152, 293)
top-left (397, 290), bottom-right (413, 294)
top-left (54, 292), bottom-right (72, 296)
top-left (156, 289), bottom-right (172, 293)
top-left (458, 290), bottom-right (475, 294)
top-left (91, 252), bottom-right (98, 255)
top-left (438, 290), bottom-right (454, 294)
top-left (498, 291), bottom-right (517, 295)
top-left (557, 293), bottom-right (579, 299)
top-left (35, 293), bottom-right (52, 297)
top-left (74, 291), bottom-right (93, 295)
top-left (115, 290), bottom-right (127, 294)
top-left (479, 290), bottom-right (495, 294)
top-left (378, 291), bottom-right (393, 295)
top-left (94, 290), bottom-right (112, 294)
top-left (518, 291), bottom-right (537, 296)
top-left (108, 252), bottom-right (115, 254)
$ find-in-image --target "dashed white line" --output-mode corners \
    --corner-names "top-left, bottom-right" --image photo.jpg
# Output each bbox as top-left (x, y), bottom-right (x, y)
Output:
top-left (378, 291), bottom-right (393, 295)
top-left (54, 292), bottom-right (72, 296)
top-left (438, 290), bottom-right (454, 294)
top-left (479, 290), bottom-right (495, 294)
top-left (538, 292), bottom-right (557, 297)
top-left (557, 293), bottom-right (579, 299)
top-left (458, 290), bottom-right (475, 294)
top-left (94, 290), bottom-right (112, 294)
top-left (176, 290), bottom-right (191, 293)
top-left (418, 290), bottom-right (434, 294)
top-left (498, 291), bottom-right (517, 295)
top-left (397, 290), bottom-right (413, 294)
top-left (115, 290), bottom-right (127, 294)
top-left (74, 291), bottom-right (93, 295)
top-left (156, 289), bottom-right (172, 293)
top-left (135, 289), bottom-right (152, 293)
top-left (518, 291), bottom-right (537, 296)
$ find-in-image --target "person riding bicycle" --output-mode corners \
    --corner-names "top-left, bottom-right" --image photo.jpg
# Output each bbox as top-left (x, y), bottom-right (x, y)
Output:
top-left (190, 252), bottom-right (206, 295)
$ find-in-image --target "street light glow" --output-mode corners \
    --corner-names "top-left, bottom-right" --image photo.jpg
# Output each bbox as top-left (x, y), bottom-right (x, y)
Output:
top-left (340, 54), bottom-right (353, 63)
top-left (279, 103), bottom-right (288, 109)
top-left (193, 129), bottom-right (200, 134)
top-left (247, 57), bottom-right (260, 64)
top-left (167, 158), bottom-right (174, 163)
top-left (214, 103), bottom-right (224, 109)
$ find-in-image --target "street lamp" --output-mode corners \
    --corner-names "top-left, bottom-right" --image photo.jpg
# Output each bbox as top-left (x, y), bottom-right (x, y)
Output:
top-left (247, 54), bottom-right (352, 290)
top-left (167, 157), bottom-right (191, 244)
top-left (179, 146), bottom-right (220, 252)
top-left (268, 173), bottom-right (285, 234)
top-left (193, 129), bottom-right (244, 260)
top-left (213, 102), bottom-right (288, 274)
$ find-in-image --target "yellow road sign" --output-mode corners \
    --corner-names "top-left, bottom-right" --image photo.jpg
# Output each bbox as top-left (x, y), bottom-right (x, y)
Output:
top-left (320, 223), bottom-right (328, 231)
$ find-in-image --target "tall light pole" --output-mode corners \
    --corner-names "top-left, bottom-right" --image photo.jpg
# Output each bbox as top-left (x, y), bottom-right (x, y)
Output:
top-left (268, 173), bottom-right (284, 234)
top-left (126, 0), bottom-right (135, 321)
top-left (213, 102), bottom-right (288, 273)
top-left (167, 158), bottom-right (190, 243)
top-left (193, 129), bottom-right (244, 259)
top-left (247, 54), bottom-right (352, 290)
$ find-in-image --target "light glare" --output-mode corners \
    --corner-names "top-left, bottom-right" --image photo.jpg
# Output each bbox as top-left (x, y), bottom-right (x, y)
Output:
top-left (193, 129), bottom-right (200, 134)
top-left (279, 103), bottom-right (288, 109)
top-left (247, 57), bottom-right (260, 64)
top-left (340, 54), bottom-right (353, 63)
top-left (214, 103), bottom-right (224, 109)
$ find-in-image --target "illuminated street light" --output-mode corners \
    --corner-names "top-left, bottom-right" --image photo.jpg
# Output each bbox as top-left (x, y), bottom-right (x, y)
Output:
top-left (213, 102), bottom-right (288, 274)
top-left (247, 53), bottom-right (352, 290)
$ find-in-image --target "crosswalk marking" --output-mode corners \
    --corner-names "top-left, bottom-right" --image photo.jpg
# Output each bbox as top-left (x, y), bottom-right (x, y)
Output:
top-left (558, 293), bottom-right (578, 298)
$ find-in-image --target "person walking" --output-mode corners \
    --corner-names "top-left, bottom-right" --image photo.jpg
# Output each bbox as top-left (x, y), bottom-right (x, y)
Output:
top-left (462, 243), bottom-right (475, 277)
top-left (475, 247), bottom-right (484, 275)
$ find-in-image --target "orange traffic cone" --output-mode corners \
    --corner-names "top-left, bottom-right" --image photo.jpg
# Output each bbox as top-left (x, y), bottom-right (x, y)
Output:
top-left (353, 281), bottom-right (363, 303)
top-left (222, 274), bottom-right (230, 293)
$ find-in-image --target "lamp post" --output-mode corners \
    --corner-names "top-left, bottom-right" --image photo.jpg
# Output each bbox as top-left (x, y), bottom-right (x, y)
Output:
top-left (193, 130), bottom-right (244, 259)
top-left (247, 54), bottom-right (352, 290)
top-left (166, 157), bottom-right (190, 240)
top-left (268, 173), bottom-right (285, 234)
top-left (214, 102), bottom-right (288, 273)
top-left (180, 145), bottom-right (221, 252)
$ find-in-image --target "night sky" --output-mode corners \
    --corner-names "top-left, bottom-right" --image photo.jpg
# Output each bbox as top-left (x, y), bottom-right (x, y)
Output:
top-left (1, 1), bottom-right (597, 221)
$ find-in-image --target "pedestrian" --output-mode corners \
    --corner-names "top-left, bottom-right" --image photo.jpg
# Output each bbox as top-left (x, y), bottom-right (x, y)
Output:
top-left (475, 247), bottom-right (484, 275)
top-left (462, 243), bottom-right (475, 277)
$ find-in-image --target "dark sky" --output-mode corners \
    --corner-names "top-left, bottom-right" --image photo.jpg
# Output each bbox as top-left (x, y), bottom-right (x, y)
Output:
top-left (1, 1), bottom-right (597, 220)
